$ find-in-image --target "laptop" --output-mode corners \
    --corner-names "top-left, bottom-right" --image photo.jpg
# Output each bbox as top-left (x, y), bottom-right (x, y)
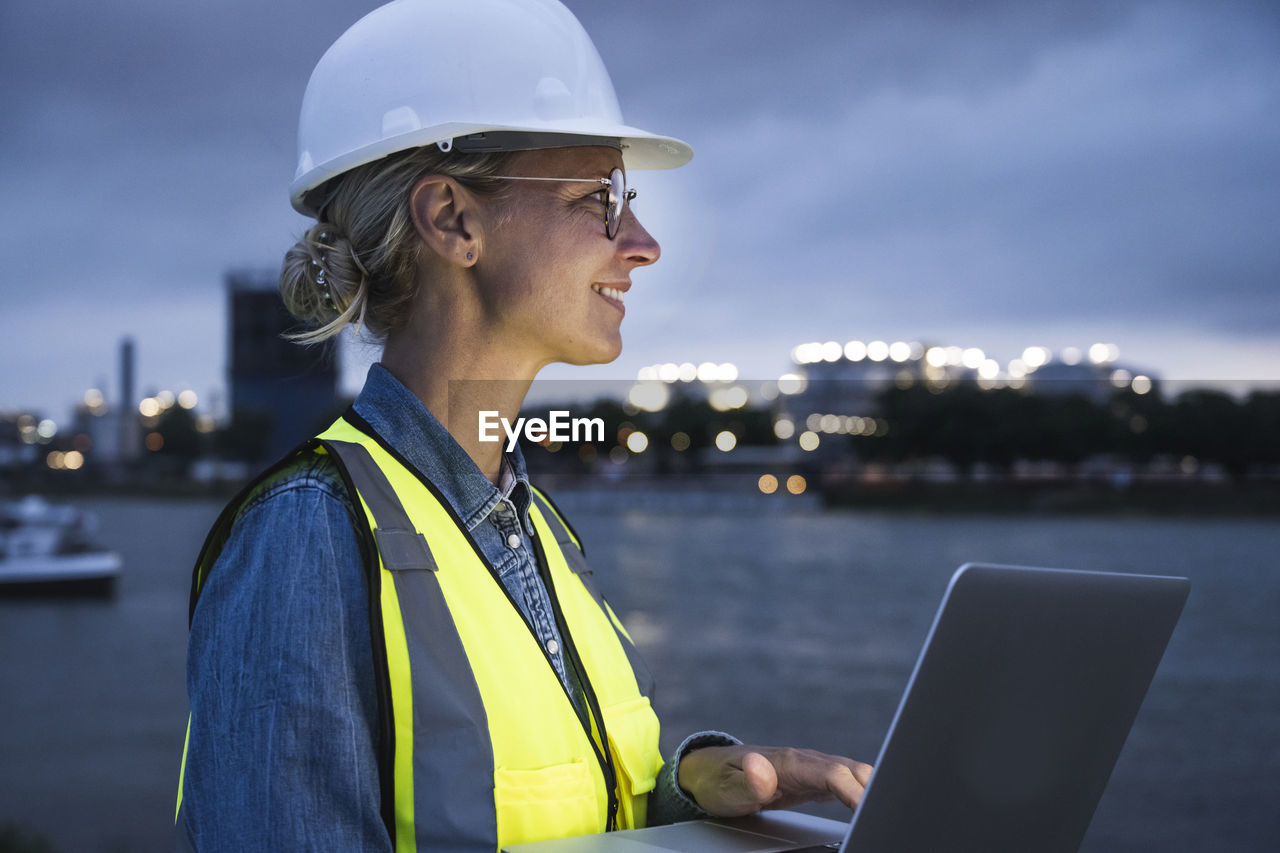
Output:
top-left (504, 563), bottom-right (1190, 853)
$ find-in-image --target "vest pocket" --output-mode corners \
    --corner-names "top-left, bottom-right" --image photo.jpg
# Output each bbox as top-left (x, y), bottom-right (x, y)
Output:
top-left (494, 758), bottom-right (601, 843)
top-left (603, 696), bottom-right (662, 828)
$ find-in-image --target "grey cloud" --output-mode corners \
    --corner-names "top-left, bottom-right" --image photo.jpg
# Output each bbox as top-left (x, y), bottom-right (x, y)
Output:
top-left (616, 0), bottom-right (1280, 337)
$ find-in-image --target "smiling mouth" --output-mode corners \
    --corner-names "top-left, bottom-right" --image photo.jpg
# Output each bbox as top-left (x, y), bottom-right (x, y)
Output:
top-left (591, 284), bottom-right (626, 307)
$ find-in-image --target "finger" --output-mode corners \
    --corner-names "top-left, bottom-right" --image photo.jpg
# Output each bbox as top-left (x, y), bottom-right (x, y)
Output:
top-left (739, 751), bottom-right (779, 806)
top-left (846, 758), bottom-right (874, 789)
top-left (772, 749), bottom-right (872, 811)
top-left (815, 755), bottom-right (874, 788)
top-left (821, 761), bottom-right (868, 810)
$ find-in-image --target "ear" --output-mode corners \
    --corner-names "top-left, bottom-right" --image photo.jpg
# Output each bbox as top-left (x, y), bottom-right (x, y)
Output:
top-left (409, 175), bottom-right (480, 267)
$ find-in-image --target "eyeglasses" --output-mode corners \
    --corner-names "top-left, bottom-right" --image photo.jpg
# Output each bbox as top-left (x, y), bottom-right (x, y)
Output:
top-left (489, 167), bottom-right (636, 240)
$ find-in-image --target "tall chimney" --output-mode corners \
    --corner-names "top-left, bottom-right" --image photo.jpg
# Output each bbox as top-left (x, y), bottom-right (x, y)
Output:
top-left (119, 336), bottom-right (140, 460)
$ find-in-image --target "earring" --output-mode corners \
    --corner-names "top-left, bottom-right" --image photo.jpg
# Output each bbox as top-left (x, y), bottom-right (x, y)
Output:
top-left (466, 251), bottom-right (474, 260)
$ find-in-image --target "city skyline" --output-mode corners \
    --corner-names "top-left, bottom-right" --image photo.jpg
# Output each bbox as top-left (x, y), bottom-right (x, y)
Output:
top-left (9, 323), bottom-right (1267, 432)
top-left (4, 0), bottom-right (1278, 425)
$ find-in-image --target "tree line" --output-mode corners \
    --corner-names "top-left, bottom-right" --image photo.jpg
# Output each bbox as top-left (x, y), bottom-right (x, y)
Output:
top-left (863, 385), bottom-right (1280, 479)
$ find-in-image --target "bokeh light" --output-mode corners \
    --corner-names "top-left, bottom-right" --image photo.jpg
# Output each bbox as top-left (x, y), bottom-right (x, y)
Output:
top-left (627, 381), bottom-right (669, 412)
top-left (777, 374), bottom-right (807, 395)
top-left (962, 347), bottom-right (985, 369)
top-left (1022, 346), bottom-right (1051, 369)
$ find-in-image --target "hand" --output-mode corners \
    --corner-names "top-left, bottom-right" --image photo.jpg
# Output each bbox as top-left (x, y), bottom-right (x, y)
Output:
top-left (676, 744), bottom-right (873, 817)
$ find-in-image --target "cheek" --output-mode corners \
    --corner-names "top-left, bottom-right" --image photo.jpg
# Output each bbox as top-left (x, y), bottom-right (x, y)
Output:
top-left (510, 231), bottom-right (592, 298)
top-left (496, 203), bottom-right (567, 270)
top-left (485, 200), bottom-right (605, 316)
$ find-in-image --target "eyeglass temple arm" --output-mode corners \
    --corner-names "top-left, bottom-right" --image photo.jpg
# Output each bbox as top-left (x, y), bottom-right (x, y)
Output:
top-left (489, 176), bottom-right (611, 186)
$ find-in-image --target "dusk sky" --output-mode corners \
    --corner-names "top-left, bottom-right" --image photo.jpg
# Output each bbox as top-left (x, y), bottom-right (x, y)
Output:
top-left (3, 0), bottom-right (1278, 424)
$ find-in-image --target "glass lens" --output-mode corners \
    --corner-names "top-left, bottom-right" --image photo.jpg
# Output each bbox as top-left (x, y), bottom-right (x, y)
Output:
top-left (606, 167), bottom-right (625, 239)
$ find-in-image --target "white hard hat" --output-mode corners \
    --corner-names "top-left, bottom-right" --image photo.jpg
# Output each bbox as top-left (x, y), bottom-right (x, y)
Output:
top-left (290, 0), bottom-right (693, 216)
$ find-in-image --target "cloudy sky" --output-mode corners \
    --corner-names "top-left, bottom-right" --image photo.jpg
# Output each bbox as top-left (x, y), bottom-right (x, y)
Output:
top-left (3, 0), bottom-right (1277, 423)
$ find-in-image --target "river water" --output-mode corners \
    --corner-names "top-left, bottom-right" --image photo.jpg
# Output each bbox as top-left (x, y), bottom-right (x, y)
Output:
top-left (1, 494), bottom-right (1276, 851)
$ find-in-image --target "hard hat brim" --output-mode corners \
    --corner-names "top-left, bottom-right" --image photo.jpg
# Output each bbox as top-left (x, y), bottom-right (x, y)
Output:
top-left (290, 122), bottom-right (693, 217)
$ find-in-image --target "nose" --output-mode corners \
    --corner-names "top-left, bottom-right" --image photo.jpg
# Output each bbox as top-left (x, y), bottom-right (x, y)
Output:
top-left (616, 208), bottom-right (661, 267)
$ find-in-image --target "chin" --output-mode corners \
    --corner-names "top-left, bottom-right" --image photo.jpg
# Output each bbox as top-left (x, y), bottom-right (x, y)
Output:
top-left (562, 336), bottom-right (623, 367)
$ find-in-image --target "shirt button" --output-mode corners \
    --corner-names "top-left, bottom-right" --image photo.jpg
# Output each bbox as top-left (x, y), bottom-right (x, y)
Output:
top-left (506, 532), bottom-right (521, 549)
top-left (546, 639), bottom-right (560, 655)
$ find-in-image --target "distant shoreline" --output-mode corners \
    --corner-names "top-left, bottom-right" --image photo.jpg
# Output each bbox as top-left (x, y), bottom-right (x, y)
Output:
top-left (6, 476), bottom-right (1277, 516)
top-left (818, 479), bottom-right (1280, 516)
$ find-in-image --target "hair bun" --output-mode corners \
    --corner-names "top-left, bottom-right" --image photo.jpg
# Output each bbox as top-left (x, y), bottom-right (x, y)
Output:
top-left (280, 222), bottom-right (369, 342)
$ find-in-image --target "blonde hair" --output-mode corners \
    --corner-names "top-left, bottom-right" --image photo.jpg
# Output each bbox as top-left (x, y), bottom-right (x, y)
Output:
top-left (280, 146), bottom-right (513, 343)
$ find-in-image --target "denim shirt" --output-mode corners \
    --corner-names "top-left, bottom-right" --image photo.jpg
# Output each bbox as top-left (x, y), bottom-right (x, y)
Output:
top-left (182, 364), bottom-right (732, 851)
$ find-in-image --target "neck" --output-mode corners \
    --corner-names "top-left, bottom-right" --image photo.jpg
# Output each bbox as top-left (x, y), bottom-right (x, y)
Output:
top-left (381, 287), bottom-right (539, 485)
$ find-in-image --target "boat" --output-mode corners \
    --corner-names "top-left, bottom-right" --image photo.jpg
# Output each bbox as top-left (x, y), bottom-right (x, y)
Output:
top-left (0, 496), bottom-right (121, 595)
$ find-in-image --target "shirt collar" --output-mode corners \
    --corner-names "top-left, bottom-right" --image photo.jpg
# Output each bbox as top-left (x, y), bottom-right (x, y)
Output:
top-left (351, 363), bottom-right (531, 532)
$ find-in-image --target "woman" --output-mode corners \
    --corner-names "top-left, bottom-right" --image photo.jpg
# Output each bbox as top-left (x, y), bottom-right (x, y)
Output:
top-left (177, 1), bottom-right (870, 849)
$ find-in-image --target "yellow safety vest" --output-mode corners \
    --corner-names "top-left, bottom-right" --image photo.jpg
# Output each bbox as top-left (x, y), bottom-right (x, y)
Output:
top-left (178, 415), bottom-right (662, 852)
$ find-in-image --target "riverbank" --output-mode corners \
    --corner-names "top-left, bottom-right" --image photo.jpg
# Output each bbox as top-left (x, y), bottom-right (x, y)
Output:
top-left (6, 474), bottom-right (1277, 517)
top-left (818, 478), bottom-right (1280, 515)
